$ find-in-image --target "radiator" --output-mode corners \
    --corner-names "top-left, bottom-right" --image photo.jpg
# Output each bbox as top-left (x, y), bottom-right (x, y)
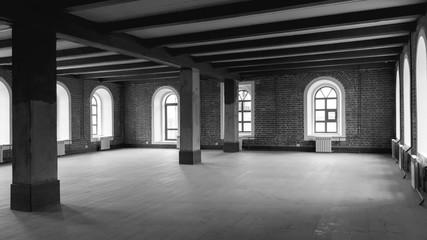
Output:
top-left (398, 144), bottom-right (404, 170)
top-left (391, 139), bottom-right (399, 160)
top-left (100, 137), bottom-right (110, 150)
top-left (411, 155), bottom-right (418, 189)
top-left (57, 141), bottom-right (66, 156)
top-left (0, 145), bottom-right (3, 163)
top-left (316, 137), bottom-right (332, 153)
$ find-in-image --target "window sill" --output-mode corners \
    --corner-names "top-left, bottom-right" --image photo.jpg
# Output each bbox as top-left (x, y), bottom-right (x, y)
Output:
top-left (305, 135), bottom-right (346, 141)
top-left (91, 135), bottom-right (114, 142)
top-left (153, 141), bottom-right (177, 145)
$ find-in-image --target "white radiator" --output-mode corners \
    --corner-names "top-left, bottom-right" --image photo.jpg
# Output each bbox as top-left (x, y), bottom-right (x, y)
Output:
top-left (100, 137), bottom-right (111, 150)
top-left (398, 144), bottom-right (404, 170)
top-left (391, 139), bottom-right (398, 160)
top-left (411, 155), bottom-right (418, 190)
top-left (316, 137), bottom-right (332, 153)
top-left (0, 145), bottom-right (3, 163)
top-left (57, 141), bottom-right (66, 156)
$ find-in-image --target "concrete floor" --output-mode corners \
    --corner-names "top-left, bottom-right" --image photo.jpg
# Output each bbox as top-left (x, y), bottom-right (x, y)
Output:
top-left (0, 149), bottom-right (426, 240)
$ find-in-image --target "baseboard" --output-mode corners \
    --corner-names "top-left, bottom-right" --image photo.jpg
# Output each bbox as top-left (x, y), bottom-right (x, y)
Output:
top-left (201, 145), bottom-right (223, 150)
top-left (244, 146), bottom-right (315, 152)
top-left (243, 145), bottom-right (391, 153)
top-left (123, 144), bottom-right (177, 149)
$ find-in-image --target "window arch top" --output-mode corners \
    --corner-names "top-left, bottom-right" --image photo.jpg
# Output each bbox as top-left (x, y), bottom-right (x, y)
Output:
top-left (165, 94), bottom-right (178, 104)
top-left (239, 90), bottom-right (251, 101)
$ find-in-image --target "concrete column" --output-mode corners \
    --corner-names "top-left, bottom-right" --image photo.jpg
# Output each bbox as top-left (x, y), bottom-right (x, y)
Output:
top-left (11, 24), bottom-right (60, 211)
top-left (223, 79), bottom-right (239, 152)
top-left (179, 67), bottom-right (201, 164)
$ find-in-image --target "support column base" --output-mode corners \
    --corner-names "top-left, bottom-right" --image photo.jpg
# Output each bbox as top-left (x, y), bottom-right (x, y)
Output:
top-left (11, 180), bottom-right (60, 211)
top-left (179, 150), bottom-right (201, 164)
top-left (223, 142), bottom-right (240, 153)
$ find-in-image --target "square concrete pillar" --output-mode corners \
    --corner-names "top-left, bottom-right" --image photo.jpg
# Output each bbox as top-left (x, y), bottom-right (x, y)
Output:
top-left (223, 79), bottom-right (239, 152)
top-left (179, 68), bottom-right (201, 164)
top-left (11, 24), bottom-right (60, 211)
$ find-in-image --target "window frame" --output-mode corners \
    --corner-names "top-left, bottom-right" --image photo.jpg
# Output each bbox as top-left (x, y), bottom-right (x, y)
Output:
top-left (304, 77), bottom-right (345, 141)
top-left (220, 81), bottom-right (255, 139)
top-left (152, 86), bottom-right (180, 144)
top-left (0, 77), bottom-right (11, 146)
top-left (314, 87), bottom-right (338, 133)
top-left (90, 86), bottom-right (114, 142)
top-left (57, 82), bottom-right (72, 142)
top-left (164, 94), bottom-right (178, 141)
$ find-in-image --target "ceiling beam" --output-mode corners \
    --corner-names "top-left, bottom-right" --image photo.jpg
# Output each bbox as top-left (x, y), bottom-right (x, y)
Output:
top-left (0, 39), bottom-right (11, 48)
top-left (56, 46), bottom-right (107, 58)
top-left (57, 61), bottom-right (164, 74)
top-left (240, 63), bottom-right (394, 77)
top-left (26, 0), bottom-right (139, 12)
top-left (194, 37), bottom-right (407, 62)
top-left (0, 2), bottom-right (236, 80)
top-left (57, 54), bottom-right (138, 67)
top-left (77, 67), bottom-right (178, 79)
top-left (170, 23), bottom-right (412, 55)
top-left (0, 47), bottom-right (113, 65)
top-left (228, 56), bottom-right (396, 73)
top-left (150, 4), bottom-right (424, 47)
top-left (100, 73), bottom-right (179, 83)
top-left (104, 0), bottom-right (358, 32)
top-left (213, 48), bottom-right (401, 68)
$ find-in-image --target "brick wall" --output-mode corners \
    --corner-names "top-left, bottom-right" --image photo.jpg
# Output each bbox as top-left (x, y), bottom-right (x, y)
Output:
top-left (242, 69), bottom-right (395, 152)
top-left (123, 80), bottom-right (180, 145)
top-left (0, 68), bottom-right (124, 158)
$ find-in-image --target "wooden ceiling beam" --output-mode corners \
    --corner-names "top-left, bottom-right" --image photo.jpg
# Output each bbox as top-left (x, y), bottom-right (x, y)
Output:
top-left (104, 0), bottom-right (360, 32)
top-left (150, 4), bottom-right (424, 47)
top-left (100, 73), bottom-right (179, 83)
top-left (57, 54), bottom-right (137, 67)
top-left (171, 23), bottom-right (412, 55)
top-left (0, 1), bottom-right (236, 80)
top-left (77, 67), bottom-right (178, 79)
top-left (194, 37), bottom-right (407, 62)
top-left (56, 46), bottom-right (107, 58)
top-left (240, 63), bottom-right (394, 77)
top-left (213, 47), bottom-right (401, 68)
top-left (229, 56), bottom-right (397, 73)
top-left (57, 61), bottom-right (164, 75)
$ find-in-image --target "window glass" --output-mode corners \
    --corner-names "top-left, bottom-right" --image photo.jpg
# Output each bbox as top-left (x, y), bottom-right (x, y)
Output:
top-left (165, 94), bottom-right (178, 140)
top-left (315, 87), bottom-right (337, 133)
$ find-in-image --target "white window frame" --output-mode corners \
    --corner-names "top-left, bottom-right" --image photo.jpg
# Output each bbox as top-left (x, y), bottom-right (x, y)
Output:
top-left (57, 82), bottom-right (72, 142)
top-left (396, 66), bottom-right (400, 140)
top-left (90, 86), bottom-right (114, 142)
top-left (152, 86), bottom-right (180, 144)
top-left (304, 77), bottom-right (346, 141)
top-left (220, 81), bottom-right (255, 139)
top-left (0, 77), bottom-right (11, 145)
top-left (416, 29), bottom-right (427, 157)
top-left (403, 54), bottom-right (411, 147)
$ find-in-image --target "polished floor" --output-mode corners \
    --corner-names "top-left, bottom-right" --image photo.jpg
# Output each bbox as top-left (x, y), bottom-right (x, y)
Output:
top-left (0, 149), bottom-right (426, 240)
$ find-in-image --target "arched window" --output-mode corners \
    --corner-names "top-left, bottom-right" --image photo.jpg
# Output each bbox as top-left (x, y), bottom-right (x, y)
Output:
top-left (417, 30), bottom-right (427, 156)
top-left (238, 90), bottom-right (252, 133)
top-left (57, 83), bottom-right (71, 141)
top-left (0, 78), bottom-right (11, 145)
top-left (304, 77), bottom-right (345, 140)
top-left (152, 87), bottom-right (179, 143)
top-left (314, 87), bottom-right (337, 133)
top-left (403, 55), bottom-right (411, 147)
top-left (396, 67), bottom-right (400, 140)
top-left (91, 86), bottom-right (113, 141)
top-left (91, 96), bottom-right (99, 136)
top-left (164, 94), bottom-right (178, 140)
